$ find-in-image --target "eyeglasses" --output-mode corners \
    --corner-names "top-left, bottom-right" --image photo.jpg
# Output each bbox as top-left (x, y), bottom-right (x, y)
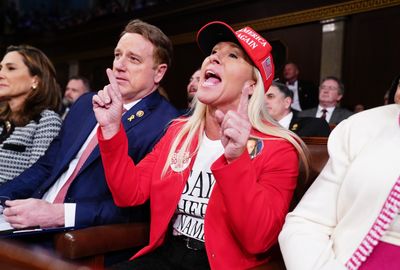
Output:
top-left (319, 85), bottom-right (339, 91)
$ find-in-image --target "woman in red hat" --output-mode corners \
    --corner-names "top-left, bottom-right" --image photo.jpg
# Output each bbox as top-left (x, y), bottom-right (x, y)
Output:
top-left (93, 21), bottom-right (308, 269)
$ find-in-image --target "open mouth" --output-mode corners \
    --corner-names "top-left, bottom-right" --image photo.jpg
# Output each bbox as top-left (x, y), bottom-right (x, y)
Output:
top-left (203, 70), bottom-right (221, 86)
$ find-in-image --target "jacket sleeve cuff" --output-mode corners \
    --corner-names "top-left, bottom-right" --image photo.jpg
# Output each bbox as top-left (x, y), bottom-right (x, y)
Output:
top-left (97, 123), bottom-right (126, 153)
top-left (211, 150), bottom-right (251, 180)
top-left (64, 203), bottom-right (76, 227)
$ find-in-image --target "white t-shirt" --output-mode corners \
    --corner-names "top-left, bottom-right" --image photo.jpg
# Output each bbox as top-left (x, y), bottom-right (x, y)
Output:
top-left (172, 133), bottom-right (224, 242)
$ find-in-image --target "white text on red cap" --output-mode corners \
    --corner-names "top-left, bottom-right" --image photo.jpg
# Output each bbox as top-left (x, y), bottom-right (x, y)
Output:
top-left (236, 27), bottom-right (268, 49)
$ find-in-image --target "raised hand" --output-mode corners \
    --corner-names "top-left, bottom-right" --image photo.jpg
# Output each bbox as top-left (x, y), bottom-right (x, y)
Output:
top-left (215, 84), bottom-right (252, 163)
top-left (92, 68), bottom-right (124, 139)
top-left (3, 198), bottom-right (64, 229)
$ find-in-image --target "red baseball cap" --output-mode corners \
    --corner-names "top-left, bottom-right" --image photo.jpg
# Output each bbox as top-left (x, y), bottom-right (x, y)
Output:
top-left (197, 21), bottom-right (274, 92)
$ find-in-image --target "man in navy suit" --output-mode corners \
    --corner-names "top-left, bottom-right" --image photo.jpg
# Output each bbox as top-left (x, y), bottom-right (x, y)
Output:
top-left (265, 82), bottom-right (330, 137)
top-left (299, 76), bottom-right (353, 126)
top-left (0, 19), bottom-right (180, 230)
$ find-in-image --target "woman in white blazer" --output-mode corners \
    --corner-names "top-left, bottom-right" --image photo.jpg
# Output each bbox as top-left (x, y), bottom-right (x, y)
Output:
top-left (279, 103), bottom-right (400, 270)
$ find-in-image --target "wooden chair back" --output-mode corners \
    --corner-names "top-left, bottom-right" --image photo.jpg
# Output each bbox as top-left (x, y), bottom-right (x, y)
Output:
top-left (292, 136), bottom-right (329, 210)
top-left (0, 239), bottom-right (88, 270)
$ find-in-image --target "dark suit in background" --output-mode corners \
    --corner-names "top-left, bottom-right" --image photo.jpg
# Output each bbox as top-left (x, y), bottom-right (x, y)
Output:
top-left (0, 91), bottom-right (180, 227)
top-left (297, 80), bottom-right (319, 110)
top-left (289, 115), bottom-right (331, 137)
top-left (299, 107), bottom-right (353, 125)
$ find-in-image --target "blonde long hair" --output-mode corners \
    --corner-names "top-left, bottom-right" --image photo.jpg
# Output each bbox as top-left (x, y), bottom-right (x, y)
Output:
top-left (162, 68), bottom-right (309, 177)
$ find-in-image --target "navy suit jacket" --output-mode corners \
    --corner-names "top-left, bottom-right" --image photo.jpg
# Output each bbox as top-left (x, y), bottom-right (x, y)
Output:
top-left (0, 91), bottom-right (180, 227)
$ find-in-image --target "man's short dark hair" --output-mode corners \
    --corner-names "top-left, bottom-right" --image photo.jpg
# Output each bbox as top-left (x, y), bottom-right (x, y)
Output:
top-left (284, 62), bottom-right (299, 71)
top-left (122, 19), bottom-right (173, 69)
top-left (271, 81), bottom-right (293, 99)
top-left (69, 75), bottom-right (91, 92)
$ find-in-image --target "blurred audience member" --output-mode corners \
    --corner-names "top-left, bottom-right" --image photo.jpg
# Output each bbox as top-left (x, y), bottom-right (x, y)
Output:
top-left (0, 45), bottom-right (62, 184)
top-left (299, 76), bottom-right (353, 125)
top-left (6, 0), bottom-right (172, 35)
top-left (383, 90), bottom-right (390, 105)
top-left (61, 76), bottom-right (90, 119)
top-left (186, 68), bottom-right (200, 110)
top-left (353, 103), bottom-right (365, 113)
top-left (395, 89), bottom-right (400, 105)
top-left (282, 62), bottom-right (318, 111)
top-left (265, 82), bottom-right (330, 137)
top-left (387, 74), bottom-right (400, 105)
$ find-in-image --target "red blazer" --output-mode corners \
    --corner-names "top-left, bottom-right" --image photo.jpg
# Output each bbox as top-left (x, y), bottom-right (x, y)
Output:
top-left (98, 121), bottom-right (299, 269)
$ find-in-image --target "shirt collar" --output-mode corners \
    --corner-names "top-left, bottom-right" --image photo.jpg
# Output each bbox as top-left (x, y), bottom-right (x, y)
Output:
top-left (318, 105), bottom-right (335, 113)
top-left (123, 99), bottom-right (141, 113)
top-left (278, 111), bottom-right (293, 129)
top-left (286, 80), bottom-right (298, 87)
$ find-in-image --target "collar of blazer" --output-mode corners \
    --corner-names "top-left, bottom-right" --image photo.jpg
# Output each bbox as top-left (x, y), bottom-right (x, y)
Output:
top-left (122, 90), bottom-right (162, 131)
top-left (76, 97), bottom-right (155, 176)
top-left (68, 90), bottom-right (164, 175)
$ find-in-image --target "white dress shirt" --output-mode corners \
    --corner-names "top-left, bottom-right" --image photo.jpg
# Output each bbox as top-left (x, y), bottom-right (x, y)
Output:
top-left (278, 112), bottom-right (293, 130)
top-left (287, 81), bottom-right (302, 111)
top-left (316, 105), bottom-right (335, 123)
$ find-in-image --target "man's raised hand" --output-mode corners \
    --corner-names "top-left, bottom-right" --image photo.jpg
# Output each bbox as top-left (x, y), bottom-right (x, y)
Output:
top-left (93, 68), bottom-right (124, 139)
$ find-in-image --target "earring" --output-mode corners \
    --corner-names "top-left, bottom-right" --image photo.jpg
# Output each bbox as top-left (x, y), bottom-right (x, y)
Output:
top-left (32, 85), bottom-right (37, 90)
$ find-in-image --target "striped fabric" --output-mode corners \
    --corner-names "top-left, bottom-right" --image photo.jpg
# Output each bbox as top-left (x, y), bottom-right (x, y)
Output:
top-left (0, 110), bottom-right (61, 184)
top-left (345, 178), bottom-right (400, 270)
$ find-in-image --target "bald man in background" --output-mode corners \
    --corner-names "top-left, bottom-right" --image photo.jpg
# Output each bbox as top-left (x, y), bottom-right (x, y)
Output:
top-left (62, 76), bottom-right (91, 119)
